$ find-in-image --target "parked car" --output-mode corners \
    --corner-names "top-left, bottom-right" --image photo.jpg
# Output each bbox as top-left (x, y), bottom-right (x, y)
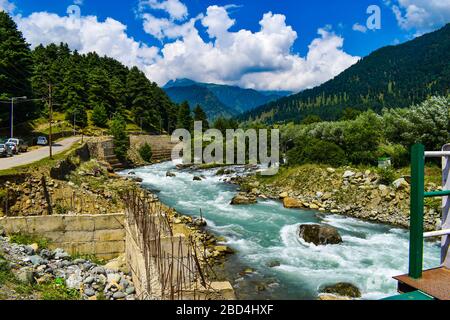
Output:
top-left (6, 138), bottom-right (28, 153)
top-left (5, 142), bottom-right (17, 155)
top-left (0, 143), bottom-right (13, 157)
top-left (36, 136), bottom-right (48, 146)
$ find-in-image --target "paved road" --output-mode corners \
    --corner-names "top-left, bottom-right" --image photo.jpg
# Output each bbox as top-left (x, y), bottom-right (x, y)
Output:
top-left (0, 136), bottom-right (81, 170)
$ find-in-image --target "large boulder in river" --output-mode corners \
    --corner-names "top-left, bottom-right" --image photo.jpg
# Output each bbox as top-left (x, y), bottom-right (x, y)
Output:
top-left (230, 193), bottom-right (257, 205)
top-left (298, 224), bottom-right (343, 246)
top-left (283, 197), bottom-right (304, 209)
top-left (320, 282), bottom-right (361, 298)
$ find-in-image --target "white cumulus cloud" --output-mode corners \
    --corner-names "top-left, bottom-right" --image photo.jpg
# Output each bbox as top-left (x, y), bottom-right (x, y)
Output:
top-left (15, 12), bottom-right (159, 69)
top-left (139, 0), bottom-right (188, 21)
top-left (143, 6), bottom-right (359, 92)
top-left (386, 0), bottom-right (450, 33)
top-left (0, 0), bottom-right (15, 13)
top-left (10, 2), bottom-right (359, 92)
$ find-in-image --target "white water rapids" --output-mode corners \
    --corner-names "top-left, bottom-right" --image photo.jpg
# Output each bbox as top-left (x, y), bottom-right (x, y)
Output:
top-left (121, 162), bottom-right (440, 300)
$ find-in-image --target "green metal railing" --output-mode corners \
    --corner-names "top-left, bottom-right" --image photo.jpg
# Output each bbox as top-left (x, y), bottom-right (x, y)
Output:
top-left (409, 144), bottom-right (450, 279)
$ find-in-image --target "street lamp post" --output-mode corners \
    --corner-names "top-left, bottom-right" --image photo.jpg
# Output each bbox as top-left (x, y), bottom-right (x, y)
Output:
top-left (10, 96), bottom-right (27, 138)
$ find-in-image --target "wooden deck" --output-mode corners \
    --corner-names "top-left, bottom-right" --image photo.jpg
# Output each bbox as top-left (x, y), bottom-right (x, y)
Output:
top-left (394, 267), bottom-right (450, 300)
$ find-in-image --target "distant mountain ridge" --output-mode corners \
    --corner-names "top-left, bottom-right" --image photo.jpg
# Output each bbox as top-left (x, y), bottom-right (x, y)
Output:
top-left (240, 23), bottom-right (450, 124)
top-left (163, 79), bottom-right (291, 120)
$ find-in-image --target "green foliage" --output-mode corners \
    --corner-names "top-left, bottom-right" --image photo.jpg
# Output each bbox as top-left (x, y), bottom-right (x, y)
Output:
top-left (0, 11), bottom-right (176, 132)
top-left (0, 12), bottom-right (33, 124)
top-left (176, 101), bottom-right (193, 130)
top-left (109, 114), bottom-right (129, 161)
top-left (38, 278), bottom-right (81, 300)
top-left (377, 167), bottom-right (397, 185)
top-left (91, 104), bottom-right (109, 127)
top-left (193, 105), bottom-right (209, 130)
top-left (9, 233), bottom-right (49, 249)
top-left (213, 117), bottom-right (239, 135)
top-left (340, 108), bottom-right (362, 121)
top-left (280, 95), bottom-right (449, 168)
top-left (376, 144), bottom-right (409, 168)
top-left (383, 96), bottom-right (450, 151)
top-left (127, 66), bottom-right (176, 134)
top-left (139, 143), bottom-right (153, 163)
top-left (287, 138), bottom-right (347, 166)
top-left (300, 115), bottom-right (322, 125)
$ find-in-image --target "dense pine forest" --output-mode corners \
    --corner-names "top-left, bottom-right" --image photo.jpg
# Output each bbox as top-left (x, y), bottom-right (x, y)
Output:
top-left (240, 23), bottom-right (450, 124)
top-left (0, 12), bottom-right (177, 134)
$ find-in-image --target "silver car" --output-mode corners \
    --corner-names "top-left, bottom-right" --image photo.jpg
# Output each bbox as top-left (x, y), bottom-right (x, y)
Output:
top-left (0, 143), bottom-right (13, 157)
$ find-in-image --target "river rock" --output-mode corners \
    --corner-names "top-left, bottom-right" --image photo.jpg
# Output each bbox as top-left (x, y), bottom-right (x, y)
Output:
top-left (267, 260), bottom-right (281, 268)
top-left (193, 176), bottom-right (203, 181)
top-left (166, 171), bottom-right (176, 178)
top-left (320, 282), bottom-right (361, 298)
top-left (16, 267), bottom-right (35, 285)
top-left (343, 171), bottom-right (356, 179)
top-left (214, 246), bottom-right (234, 254)
top-left (113, 292), bottom-right (126, 300)
top-left (283, 197), bottom-right (303, 209)
top-left (392, 178), bottom-right (409, 190)
top-left (230, 193), bottom-right (257, 205)
top-left (279, 192), bottom-right (288, 199)
top-left (298, 224), bottom-right (343, 246)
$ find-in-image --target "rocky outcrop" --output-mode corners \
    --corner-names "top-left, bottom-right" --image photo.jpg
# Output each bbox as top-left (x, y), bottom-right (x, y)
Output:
top-left (320, 282), bottom-right (361, 299)
top-left (298, 224), bottom-right (343, 246)
top-left (239, 164), bottom-right (441, 231)
top-left (230, 193), bottom-right (257, 205)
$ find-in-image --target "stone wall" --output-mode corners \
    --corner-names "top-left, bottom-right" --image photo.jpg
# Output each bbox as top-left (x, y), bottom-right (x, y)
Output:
top-left (86, 137), bottom-right (115, 161)
top-left (0, 213), bottom-right (125, 260)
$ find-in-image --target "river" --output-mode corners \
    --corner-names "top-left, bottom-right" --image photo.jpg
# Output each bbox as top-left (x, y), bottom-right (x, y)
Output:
top-left (122, 161), bottom-right (440, 300)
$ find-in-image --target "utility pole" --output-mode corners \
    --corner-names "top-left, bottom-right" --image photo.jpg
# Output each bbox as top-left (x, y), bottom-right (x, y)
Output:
top-left (73, 110), bottom-right (77, 136)
top-left (48, 84), bottom-right (53, 159)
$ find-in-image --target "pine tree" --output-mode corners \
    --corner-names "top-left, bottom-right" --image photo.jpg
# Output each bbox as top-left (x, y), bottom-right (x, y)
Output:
top-left (193, 104), bottom-right (209, 130)
top-left (0, 11), bottom-right (33, 124)
top-left (92, 103), bottom-right (108, 127)
top-left (176, 101), bottom-right (193, 130)
top-left (109, 114), bottom-right (129, 161)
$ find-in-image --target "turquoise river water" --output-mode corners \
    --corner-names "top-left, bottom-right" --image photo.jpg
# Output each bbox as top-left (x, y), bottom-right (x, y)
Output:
top-left (122, 162), bottom-right (440, 300)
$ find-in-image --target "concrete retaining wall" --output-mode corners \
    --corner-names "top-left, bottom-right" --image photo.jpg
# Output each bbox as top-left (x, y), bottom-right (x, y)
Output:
top-left (0, 213), bottom-right (125, 260)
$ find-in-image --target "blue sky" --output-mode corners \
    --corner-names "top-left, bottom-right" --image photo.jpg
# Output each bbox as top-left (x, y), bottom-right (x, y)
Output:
top-left (3, 0), bottom-right (449, 91)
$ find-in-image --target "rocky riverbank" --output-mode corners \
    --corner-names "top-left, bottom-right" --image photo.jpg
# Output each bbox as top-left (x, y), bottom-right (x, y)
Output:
top-left (231, 165), bottom-right (442, 232)
top-left (0, 236), bottom-right (135, 300)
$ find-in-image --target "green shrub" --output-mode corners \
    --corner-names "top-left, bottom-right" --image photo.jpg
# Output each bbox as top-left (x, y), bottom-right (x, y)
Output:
top-left (287, 138), bottom-right (347, 167)
top-left (9, 234), bottom-right (49, 249)
top-left (377, 167), bottom-right (397, 185)
top-left (376, 144), bottom-right (409, 168)
top-left (139, 143), bottom-right (153, 163)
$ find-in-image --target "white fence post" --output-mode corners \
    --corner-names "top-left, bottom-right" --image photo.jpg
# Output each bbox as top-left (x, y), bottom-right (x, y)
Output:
top-left (442, 144), bottom-right (450, 268)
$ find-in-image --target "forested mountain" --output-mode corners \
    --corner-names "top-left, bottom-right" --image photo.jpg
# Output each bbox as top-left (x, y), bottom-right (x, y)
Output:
top-left (240, 23), bottom-right (450, 124)
top-left (164, 84), bottom-right (232, 120)
top-left (164, 79), bottom-right (291, 120)
top-left (0, 11), bottom-right (177, 134)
